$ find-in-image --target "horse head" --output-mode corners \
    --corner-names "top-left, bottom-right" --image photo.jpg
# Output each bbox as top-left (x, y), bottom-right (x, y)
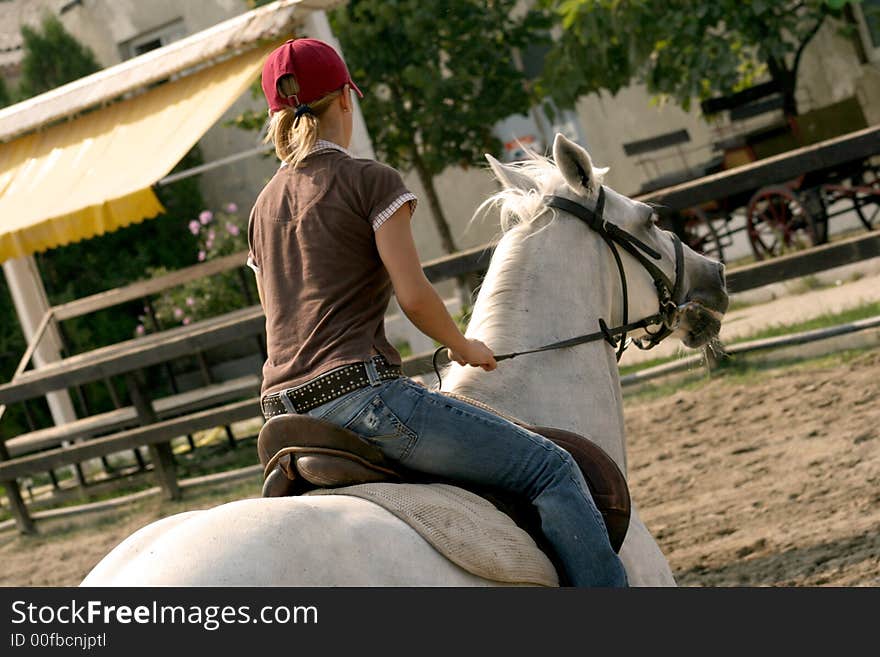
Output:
top-left (484, 133), bottom-right (728, 354)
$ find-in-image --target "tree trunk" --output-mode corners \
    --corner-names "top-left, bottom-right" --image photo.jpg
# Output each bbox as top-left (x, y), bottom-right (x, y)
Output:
top-left (411, 150), bottom-right (480, 308)
top-left (767, 14), bottom-right (827, 124)
top-left (767, 57), bottom-right (799, 119)
top-left (412, 150), bottom-right (459, 255)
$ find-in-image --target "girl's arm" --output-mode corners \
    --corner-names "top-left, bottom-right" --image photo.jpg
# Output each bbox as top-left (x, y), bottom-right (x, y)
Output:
top-left (375, 206), bottom-right (496, 371)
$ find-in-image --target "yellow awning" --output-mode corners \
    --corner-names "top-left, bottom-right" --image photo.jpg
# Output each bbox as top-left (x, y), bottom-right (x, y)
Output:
top-left (0, 45), bottom-right (273, 263)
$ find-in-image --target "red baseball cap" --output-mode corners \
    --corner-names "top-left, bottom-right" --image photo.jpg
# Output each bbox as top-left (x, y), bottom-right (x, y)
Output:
top-left (261, 38), bottom-right (363, 114)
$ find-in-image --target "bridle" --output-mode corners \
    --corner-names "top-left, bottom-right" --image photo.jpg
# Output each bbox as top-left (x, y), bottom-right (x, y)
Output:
top-left (432, 186), bottom-right (686, 388)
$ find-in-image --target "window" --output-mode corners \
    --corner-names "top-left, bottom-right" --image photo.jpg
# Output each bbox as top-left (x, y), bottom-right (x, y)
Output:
top-left (119, 19), bottom-right (186, 60)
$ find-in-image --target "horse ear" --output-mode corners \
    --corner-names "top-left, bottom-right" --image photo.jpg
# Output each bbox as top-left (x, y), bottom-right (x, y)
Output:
top-left (485, 154), bottom-right (537, 193)
top-left (552, 133), bottom-right (606, 198)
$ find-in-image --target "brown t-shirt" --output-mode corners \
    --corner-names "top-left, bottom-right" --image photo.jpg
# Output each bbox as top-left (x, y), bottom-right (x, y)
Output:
top-left (248, 143), bottom-right (417, 397)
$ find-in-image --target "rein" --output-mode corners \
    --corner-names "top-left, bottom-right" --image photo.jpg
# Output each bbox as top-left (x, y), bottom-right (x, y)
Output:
top-left (432, 186), bottom-right (685, 389)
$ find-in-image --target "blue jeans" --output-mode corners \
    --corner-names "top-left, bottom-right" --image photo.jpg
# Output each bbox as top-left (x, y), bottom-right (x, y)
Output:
top-left (303, 375), bottom-right (628, 587)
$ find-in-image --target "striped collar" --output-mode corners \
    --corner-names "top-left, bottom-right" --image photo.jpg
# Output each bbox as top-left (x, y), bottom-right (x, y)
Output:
top-left (280, 139), bottom-right (351, 168)
top-left (308, 139), bottom-right (352, 158)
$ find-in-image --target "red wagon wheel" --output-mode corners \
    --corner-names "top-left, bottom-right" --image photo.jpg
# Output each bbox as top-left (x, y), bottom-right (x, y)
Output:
top-left (746, 185), bottom-right (817, 260)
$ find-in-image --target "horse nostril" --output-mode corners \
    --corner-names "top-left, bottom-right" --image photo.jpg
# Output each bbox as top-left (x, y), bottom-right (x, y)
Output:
top-left (716, 261), bottom-right (726, 287)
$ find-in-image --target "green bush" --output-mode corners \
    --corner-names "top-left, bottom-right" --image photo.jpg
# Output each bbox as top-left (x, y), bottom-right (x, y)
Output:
top-left (144, 202), bottom-right (252, 333)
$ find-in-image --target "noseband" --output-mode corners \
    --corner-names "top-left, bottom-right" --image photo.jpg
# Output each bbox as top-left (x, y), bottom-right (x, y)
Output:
top-left (432, 186), bottom-right (685, 387)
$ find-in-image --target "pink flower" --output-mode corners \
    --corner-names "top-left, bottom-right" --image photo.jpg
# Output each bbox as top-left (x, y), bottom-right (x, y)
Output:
top-left (188, 220), bottom-right (200, 235)
top-left (225, 202), bottom-right (238, 213)
top-left (186, 297), bottom-right (195, 307)
top-left (135, 324), bottom-right (146, 336)
top-left (199, 210), bottom-right (213, 225)
top-left (182, 317), bottom-right (191, 326)
top-left (173, 307), bottom-right (184, 320)
top-left (197, 250), bottom-right (206, 262)
top-left (226, 222), bottom-right (240, 236)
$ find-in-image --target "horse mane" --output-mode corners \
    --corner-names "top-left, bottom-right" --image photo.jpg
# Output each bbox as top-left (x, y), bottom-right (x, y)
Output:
top-left (468, 148), bottom-right (607, 236)
top-left (441, 149), bottom-right (607, 392)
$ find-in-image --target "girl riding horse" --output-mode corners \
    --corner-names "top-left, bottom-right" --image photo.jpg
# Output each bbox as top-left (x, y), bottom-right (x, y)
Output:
top-left (247, 37), bottom-right (626, 587)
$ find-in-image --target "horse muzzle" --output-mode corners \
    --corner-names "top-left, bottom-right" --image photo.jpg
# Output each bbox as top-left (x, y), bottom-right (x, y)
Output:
top-left (678, 260), bottom-right (728, 348)
top-left (677, 299), bottom-right (724, 348)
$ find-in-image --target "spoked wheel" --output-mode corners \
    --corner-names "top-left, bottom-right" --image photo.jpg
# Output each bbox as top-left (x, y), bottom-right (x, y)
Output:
top-left (746, 185), bottom-right (818, 260)
top-left (850, 165), bottom-right (879, 230)
top-left (680, 207), bottom-right (725, 263)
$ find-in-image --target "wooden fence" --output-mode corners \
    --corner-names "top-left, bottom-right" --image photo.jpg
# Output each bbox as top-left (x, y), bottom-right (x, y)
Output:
top-left (1, 125), bottom-right (878, 532)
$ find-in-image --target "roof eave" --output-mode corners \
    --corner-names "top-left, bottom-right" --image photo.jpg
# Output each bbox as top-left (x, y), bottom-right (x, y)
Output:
top-left (0, 0), bottom-right (342, 143)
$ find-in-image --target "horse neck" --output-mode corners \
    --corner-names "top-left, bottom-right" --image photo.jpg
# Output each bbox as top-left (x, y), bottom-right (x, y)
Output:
top-left (444, 217), bottom-right (630, 471)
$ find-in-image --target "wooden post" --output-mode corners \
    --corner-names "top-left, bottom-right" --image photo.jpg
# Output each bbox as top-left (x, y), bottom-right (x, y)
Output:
top-left (0, 442), bottom-right (35, 534)
top-left (1, 479), bottom-right (36, 534)
top-left (125, 372), bottom-right (180, 500)
top-left (147, 443), bottom-right (180, 500)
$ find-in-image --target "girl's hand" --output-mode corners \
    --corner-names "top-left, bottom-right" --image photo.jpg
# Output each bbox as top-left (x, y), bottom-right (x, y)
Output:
top-left (447, 339), bottom-right (497, 371)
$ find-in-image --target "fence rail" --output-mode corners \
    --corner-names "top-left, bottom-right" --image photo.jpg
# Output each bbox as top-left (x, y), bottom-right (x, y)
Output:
top-left (13, 220), bottom-right (880, 383)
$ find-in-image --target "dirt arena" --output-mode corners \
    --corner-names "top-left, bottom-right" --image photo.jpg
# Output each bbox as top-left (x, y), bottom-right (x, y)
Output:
top-left (1, 347), bottom-right (878, 587)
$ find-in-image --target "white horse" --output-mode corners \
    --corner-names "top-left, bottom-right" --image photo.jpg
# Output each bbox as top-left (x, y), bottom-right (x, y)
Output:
top-left (82, 134), bottom-right (728, 587)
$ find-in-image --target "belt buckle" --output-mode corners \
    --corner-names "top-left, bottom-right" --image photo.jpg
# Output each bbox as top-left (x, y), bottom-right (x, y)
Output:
top-left (364, 357), bottom-right (382, 387)
top-left (278, 391), bottom-right (299, 414)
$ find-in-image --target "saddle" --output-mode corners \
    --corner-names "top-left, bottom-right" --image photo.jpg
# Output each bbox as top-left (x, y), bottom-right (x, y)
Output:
top-left (257, 406), bottom-right (631, 554)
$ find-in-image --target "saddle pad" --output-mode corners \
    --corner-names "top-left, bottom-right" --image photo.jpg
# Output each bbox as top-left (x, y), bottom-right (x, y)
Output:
top-left (306, 482), bottom-right (559, 587)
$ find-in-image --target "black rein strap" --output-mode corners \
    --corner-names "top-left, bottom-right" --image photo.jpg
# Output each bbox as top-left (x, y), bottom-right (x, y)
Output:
top-left (431, 186), bottom-right (686, 389)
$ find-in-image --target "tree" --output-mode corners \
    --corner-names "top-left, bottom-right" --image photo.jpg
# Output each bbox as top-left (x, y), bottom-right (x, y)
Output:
top-left (329, 1), bottom-right (550, 282)
top-left (18, 13), bottom-right (101, 97)
top-left (539, 0), bottom-right (862, 118)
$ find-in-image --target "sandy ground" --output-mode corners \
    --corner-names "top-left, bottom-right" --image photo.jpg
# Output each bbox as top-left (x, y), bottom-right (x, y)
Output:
top-left (625, 348), bottom-right (880, 586)
top-left (2, 347), bottom-right (878, 587)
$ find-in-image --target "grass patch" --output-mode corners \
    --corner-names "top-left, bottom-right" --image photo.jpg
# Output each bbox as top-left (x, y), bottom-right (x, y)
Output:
top-left (785, 274), bottom-right (826, 295)
top-left (1, 430), bottom-right (260, 523)
top-left (17, 477), bottom-right (260, 542)
top-left (618, 301), bottom-right (880, 377)
top-left (735, 301), bottom-right (880, 342)
top-left (174, 435), bottom-right (259, 480)
top-left (624, 347), bottom-right (874, 402)
top-left (394, 340), bottom-right (413, 358)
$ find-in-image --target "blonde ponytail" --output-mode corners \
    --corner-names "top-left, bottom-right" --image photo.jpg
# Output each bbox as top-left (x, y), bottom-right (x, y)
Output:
top-left (263, 76), bottom-right (342, 169)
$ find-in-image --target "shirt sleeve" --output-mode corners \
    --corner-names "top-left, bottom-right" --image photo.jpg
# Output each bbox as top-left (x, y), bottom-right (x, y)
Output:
top-left (360, 161), bottom-right (418, 232)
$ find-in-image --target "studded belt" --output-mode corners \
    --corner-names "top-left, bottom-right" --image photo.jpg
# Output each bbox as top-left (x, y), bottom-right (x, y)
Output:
top-left (261, 355), bottom-right (402, 418)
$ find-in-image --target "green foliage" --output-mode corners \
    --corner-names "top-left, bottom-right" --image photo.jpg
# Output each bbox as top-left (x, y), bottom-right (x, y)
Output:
top-left (329, 0), bottom-right (551, 176)
top-left (0, 76), bottom-right (10, 108)
top-left (225, 79), bottom-right (267, 133)
top-left (17, 13), bottom-right (101, 97)
top-left (145, 202), bottom-right (253, 334)
top-left (540, 0), bottom-right (861, 115)
top-left (0, 278), bottom-right (25, 378)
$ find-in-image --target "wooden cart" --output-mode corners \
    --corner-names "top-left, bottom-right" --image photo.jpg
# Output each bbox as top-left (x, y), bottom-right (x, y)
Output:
top-left (632, 94), bottom-right (879, 262)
